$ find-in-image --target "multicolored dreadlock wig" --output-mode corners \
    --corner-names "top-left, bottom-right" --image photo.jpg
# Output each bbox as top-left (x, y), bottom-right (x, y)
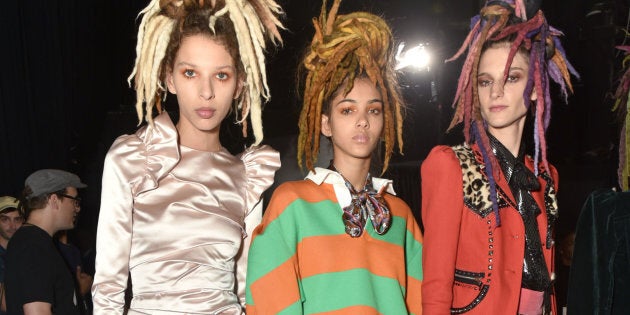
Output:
top-left (128, 0), bottom-right (284, 145)
top-left (613, 45), bottom-right (630, 190)
top-left (297, 0), bottom-right (405, 173)
top-left (447, 0), bottom-right (578, 224)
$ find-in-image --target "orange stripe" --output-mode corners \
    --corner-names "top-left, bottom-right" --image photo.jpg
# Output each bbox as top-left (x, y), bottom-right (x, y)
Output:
top-left (406, 276), bottom-right (423, 314)
top-left (259, 181), bottom-right (337, 229)
top-left (249, 255), bottom-right (301, 314)
top-left (300, 234), bottom-right (405, 284)
top-left (384, 194), bottom-right (424, 245)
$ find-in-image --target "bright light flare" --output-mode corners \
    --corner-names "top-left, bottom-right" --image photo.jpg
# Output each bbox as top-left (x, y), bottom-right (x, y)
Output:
top-left (395, 42), bottom-right (431, 71)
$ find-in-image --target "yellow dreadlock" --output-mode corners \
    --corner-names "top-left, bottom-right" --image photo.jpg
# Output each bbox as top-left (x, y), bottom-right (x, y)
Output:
top-left (129, 0), bottom-right (284, 145)
top-left (297, 0), bottom-right (405, 173)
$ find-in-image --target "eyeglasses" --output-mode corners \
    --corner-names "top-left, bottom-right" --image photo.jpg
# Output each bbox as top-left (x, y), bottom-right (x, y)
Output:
top-left (58, 193), bottom-right (81, 207)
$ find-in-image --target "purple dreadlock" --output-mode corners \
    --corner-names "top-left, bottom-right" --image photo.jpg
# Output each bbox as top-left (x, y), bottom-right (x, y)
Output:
top-left (447, 0), bottom-right (578, 225)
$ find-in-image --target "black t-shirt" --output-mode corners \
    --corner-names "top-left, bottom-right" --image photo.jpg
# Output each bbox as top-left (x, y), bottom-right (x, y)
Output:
top-left (5, 224), bottom-right (79, 315)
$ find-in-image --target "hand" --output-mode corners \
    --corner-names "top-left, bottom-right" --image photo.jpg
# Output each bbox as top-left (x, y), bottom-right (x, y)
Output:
top-left (76, 266), bottom-right (94, 296)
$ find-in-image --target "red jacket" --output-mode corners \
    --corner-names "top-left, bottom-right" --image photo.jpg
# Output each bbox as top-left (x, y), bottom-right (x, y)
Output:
top-left (421, 144), bottom-right (558, 314)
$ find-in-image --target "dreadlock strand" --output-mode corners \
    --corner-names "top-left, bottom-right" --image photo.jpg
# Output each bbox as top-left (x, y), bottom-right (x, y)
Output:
top-left (151, 18), bottom-right (176, 98)
top-left (128, 0), bottom-right (162, 88)
top-left (238, 6), bottom-right (269, 143)
top-left (247, 0), bottom-right (284, 44)
top-left (514, 0), bottom-right (527, 20)
top-left (297, 78), bottom-right (313, 168)
top-left (450, 19), bottom-right (492, 115)
top-left (139, 15), bottom-right (175, 125)
top-left (551, 52), bottom-right (574, 94)
top-left (446, 20), bottom-right (481, 63)
top-left (223, 0), bottom-right (265, 143)
top-left (535, 96), bottom-right (547, 173)
top-left (462, 95), bottom-right (472, 143)
top-left (543, 59), bottom-right (554, 130)
top-left (325, 0), bottom-right (342, 35)
top-left (312, 90), bottom-right (326, 167)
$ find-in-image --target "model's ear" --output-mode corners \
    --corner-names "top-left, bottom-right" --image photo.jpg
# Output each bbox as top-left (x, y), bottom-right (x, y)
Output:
top-left (234, 80), bottom-right (244, 100)
top-left (166, 72), bottom-right (177, 94)
top-left (321, 114), bottom-right (332, 137)
top-left (530, 88), bottom-right (537, 102)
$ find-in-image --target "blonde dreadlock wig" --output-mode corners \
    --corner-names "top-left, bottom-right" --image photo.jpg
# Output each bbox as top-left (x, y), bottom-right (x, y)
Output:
top-left (613, 45), bottom-right (630, 190)
top-left (129, 0), bottom-right (284, 145)
top-left (297, 0), bottom-right (405, 173)
top-left (447, 0), bottom-right (578, 225)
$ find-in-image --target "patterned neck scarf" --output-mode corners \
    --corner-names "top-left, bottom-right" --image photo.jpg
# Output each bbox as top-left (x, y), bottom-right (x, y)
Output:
top-left (329, 164), bottom-right (392, 237)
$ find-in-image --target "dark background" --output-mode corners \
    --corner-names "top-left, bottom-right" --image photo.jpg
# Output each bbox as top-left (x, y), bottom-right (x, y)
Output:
top-left (0, 0), bottom-right (626, 249)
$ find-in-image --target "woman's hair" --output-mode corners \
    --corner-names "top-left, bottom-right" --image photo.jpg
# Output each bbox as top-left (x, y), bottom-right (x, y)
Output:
top-left (297, 0), bottom-right (405, 173)
top-left (128, 0), bottom-right (284, 145)
top-left (18, 187), bottom-right (67, 220)
top-left (449, 1), bottom-right (578, 169)
top-left (447, 0), bottom-right (578, 225)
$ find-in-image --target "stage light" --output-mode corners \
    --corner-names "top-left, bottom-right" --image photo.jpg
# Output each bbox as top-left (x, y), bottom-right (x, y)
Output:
top-left (395, 42), bottom-right (431, 72)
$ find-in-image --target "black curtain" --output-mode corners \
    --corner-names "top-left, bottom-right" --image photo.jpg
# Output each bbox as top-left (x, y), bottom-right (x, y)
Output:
top-left (0, 0), bottom-right (147, 237)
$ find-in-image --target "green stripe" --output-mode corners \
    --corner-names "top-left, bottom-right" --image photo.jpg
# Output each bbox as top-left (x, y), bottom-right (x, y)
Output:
top-left (301, 269), bottom-right (408, 314)
top-left (404, 229), bottom-right (423, 281)
top-left (277, 301), bottom-right (305, 315)
top-left (247, 199), bottom-right (343, 290)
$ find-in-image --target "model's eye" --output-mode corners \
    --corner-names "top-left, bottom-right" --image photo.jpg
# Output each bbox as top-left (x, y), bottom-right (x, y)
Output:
top-left (183, 69), bottom-right (195, 78)
top-left (478, 78), bottom-right (492, 87)
top-left (340, 107), bottom-right (353, 115)
top-left (216, 72), bottom-right (229, 81)
top-left (368, 107), bottom-right (382, 115)
top-left (506, 74), bottom-right (521, 83)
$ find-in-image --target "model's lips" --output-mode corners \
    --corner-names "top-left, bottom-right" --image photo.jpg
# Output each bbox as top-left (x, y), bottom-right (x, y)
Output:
top-left (489, 105), bottom-right (508, 112)
top-left (353, 133), bottom-right (369, 143)
top-left (196, 108), bottom-right (216, 119)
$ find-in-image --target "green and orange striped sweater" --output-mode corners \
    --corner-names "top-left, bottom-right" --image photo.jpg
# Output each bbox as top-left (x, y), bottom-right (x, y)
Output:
top-left (246, 168), bottom-right (423, 314)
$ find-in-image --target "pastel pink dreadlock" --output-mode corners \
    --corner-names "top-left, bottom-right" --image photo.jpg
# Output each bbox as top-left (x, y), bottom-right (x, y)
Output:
top-left (447, 0), bottom-right (578, 225)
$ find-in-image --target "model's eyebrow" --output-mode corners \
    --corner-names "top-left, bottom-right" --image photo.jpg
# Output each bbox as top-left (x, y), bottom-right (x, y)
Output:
top-left (334, 98), bottom-right (383, 106)
top-left (175, 62), bottom-right (235, 70)
top-left (477, 66), bottom-right (527, 77)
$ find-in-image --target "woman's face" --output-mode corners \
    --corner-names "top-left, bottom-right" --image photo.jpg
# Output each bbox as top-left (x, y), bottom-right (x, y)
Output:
top-left (166, 34), bottom-right (241, 136)
top-left (477, 44), bottom-right (535, 135)
top-left (321, 78), bottom-right (384, 164)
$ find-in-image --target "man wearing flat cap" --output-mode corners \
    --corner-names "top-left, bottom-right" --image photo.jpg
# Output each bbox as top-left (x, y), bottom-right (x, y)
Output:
top-left (0, 196), bottom-right (23, 314)
top-left (5, 169), bottom-right (86, 315)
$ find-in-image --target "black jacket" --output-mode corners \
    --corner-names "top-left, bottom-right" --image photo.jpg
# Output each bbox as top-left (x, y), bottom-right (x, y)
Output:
top-left (567, 189), bottom-right (630, 314)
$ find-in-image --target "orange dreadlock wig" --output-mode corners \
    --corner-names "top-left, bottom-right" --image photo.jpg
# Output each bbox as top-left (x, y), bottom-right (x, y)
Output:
top-left (447, 0), bottom-right (578, 225)
top-left (613, 45), bottom-right (630, 190)
top-left (297, 0), bottom-right (405, 174)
